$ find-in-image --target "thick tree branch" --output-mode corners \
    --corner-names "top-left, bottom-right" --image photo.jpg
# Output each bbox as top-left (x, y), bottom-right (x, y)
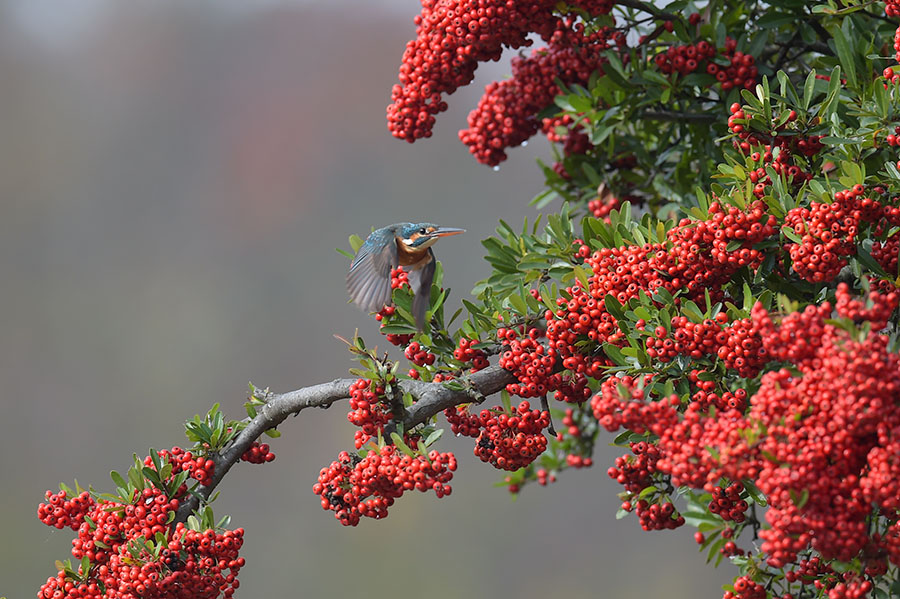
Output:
top-left (174, 365), bottom-right (516, 522)
top-left (614, 0), bottom-right (678, 21)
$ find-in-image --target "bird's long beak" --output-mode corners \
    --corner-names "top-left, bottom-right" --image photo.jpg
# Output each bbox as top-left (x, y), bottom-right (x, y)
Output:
top-left (433, 227), bottom-right (465, 237)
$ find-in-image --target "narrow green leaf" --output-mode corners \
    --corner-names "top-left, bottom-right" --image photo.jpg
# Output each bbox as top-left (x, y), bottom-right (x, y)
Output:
top-left (828, 24), bottom-right (856, 88)
top-left (424, 428), bottom-right (444, 447)
top-left (508, 292), bottom-right (528, 315)
top-left (781, 225), bottom-right (803, 244)
top-left (572, 264), bottom-right (591, 291)
top-left (110, 470), bottom-right (127, 489)
top-left (390, 433), bottom-right (416, 457)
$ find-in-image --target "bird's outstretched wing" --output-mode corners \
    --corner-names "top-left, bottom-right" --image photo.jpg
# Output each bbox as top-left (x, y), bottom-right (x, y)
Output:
top-left (347, 231), bottom-right (397, 314)
top-left (407, 249), bottom-right (436, 331)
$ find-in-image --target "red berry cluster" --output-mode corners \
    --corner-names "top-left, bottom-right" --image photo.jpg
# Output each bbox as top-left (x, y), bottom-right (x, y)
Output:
top-left (453, 336), bottom-right (489, 371)
top-left (541, 114), bottom-right (592, 158)
top-left (38, 449), bottom-right (248, 599)
top-left (728, 104), bottom-right (822, 188)
top-left (872, 231), bottom-right (900, 277)
top-left (589, 284), bottom-right (900, 568)
top-left (887, 0), bottom-right (900, 17)
top-left (458, 22), bottom-right (614, 165)
top-left (387, 0), bottom-right (612, 146)
top-left (663, 206), bottom-right (767, 298)
top-left (689, 378), bottom-right (748, 413)
top-left (144, 448), bottom-right (214, 484)
top-left (444, 404), bottom-right (484, 438)
top-left (102, 524), bottom-right (244, 599)
top-left (346, 378), bottom-right (392, 449)
top-left (646, 312), bottom-right (767, 378)
top-left (610, 441), bottom-right (683, 531)
top-left (783, 185), bottom-right (883, 283)
top-left (375, 267), bottom-right (415, 346)
top-left (608, 440), bottom-right (662, 495)
top-left (240, 441), bottom-right (275, 464)
top-left (404, 341), bottom-right (436, 367)
top-left (536, 468), bottom-right (557, 486)
top-left (634, 499), bottom-right (684, 531)
top-left (885, 125), bottom-right (900, 146)
top-left (895, 25), bottom-right (900, 64)
top-left (827, 580), bottom-right (874, 599)
top-left (588, 186), bottom-right (621, 222)
top-left (565, 453), bottom-right (593, 468)
top-left (647, 317), bottom-right (716, 361)
top-left (552, 371), bottom-right (592, 403)
top-left (544, 246), bottom-right (653, 376)
top-left (390, 266), bottom-right (409, 290)
top-left (653, 39), bottom-right (716, 76)
top-left (313, 446), bottom-right (456, 526)
top-left (707, 200), bottom-right (779, 267)
top-left (653, 37), bottom-right (758, 91)
top-left (497, 327), bottom-right (558, 398)
top-left (785, 556), bottom-right (837, 588)
top-left (834, 281), bottom-right (899, 329)
top-left (708, 482), bottom-right (748, 523)
top-left (471, 401), bottom-right (551, 471)
top-left (38, 490), bottom-right (94, 530)
top-left (887, 3), bottom-right (900, 61)
top-left (590, 375), bottom-right (679, 436)
top-left (716, 317), bottom-right (767, 377)
top-left (680, 291), bottom-right (899, 567)
top-left (724, 576), bottom-right (766, 599)
top-left (546, 200), bottom-right (782, 379)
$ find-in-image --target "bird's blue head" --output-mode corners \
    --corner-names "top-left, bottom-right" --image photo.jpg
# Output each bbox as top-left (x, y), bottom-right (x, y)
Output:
top-left (397, 223), bottom-right (465, 249)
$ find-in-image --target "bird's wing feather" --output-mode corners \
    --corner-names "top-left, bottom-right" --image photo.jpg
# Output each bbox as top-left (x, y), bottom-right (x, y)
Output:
top-left (347, 232), bottom-right (398, 313)
top-left (407, 249), bottom-right (436, 331)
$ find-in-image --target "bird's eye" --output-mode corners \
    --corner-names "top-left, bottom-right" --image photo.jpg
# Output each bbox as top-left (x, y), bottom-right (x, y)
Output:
top-left (419, 228), bottom-right (427, 235)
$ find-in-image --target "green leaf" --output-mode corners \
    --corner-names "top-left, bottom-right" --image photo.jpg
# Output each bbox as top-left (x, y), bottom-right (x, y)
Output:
top-left (508, 292), bottom-right (528, 315)
top-left (128, 465), bottom-right (144, 493)
top-left (789, 488), bottom-right (809, 509)
top-left (637, 485), bottom-right (658, 499)
top-left (683, 509), bottom-right (723, 528)
top-left (390, 433), bottom-right (416, 457)
top-left (855, 245), bottom-right (889, 278)
top-left (110, 470), bottom-right (128, 489)
top-left (142, 466), bottom-right (162, 486)
top-left (828, 23), bottom-right (856, 89)
top-left (604, 295), bottom-right (626, 321)
top-left (424, 428), bottom-right (444, 447)
top-left (603, 343), bottom-right (627, 366)
top-left (572, 264), bottom-right (591, 291)
top-left (781, 225), bottom-right (803, 244)
top-left (742, 479), bottom-right (768, 507)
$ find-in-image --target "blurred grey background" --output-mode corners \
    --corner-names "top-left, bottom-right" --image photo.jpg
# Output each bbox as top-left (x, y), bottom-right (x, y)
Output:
top-left (1, 1), bottom-right (731, 597)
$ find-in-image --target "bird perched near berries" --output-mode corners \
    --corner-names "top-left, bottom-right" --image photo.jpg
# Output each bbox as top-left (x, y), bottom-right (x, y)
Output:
top-left (347, 223), bottom-right (464, 331)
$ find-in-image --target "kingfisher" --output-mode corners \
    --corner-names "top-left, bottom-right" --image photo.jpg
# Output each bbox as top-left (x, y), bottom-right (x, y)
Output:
top-left (347, 223), bottom-right (465, 331)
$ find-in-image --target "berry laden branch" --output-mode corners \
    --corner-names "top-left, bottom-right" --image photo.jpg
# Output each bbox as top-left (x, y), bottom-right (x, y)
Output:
top-left (173, 364), bottom-right (516, 522)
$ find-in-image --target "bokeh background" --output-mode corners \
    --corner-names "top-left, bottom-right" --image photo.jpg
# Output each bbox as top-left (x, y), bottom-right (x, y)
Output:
top-left (1, 1), bottom-right (733, 597)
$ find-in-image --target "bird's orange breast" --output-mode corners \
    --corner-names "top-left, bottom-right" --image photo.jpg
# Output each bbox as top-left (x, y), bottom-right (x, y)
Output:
top-left (396, 239), bottom-right (431, 268)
